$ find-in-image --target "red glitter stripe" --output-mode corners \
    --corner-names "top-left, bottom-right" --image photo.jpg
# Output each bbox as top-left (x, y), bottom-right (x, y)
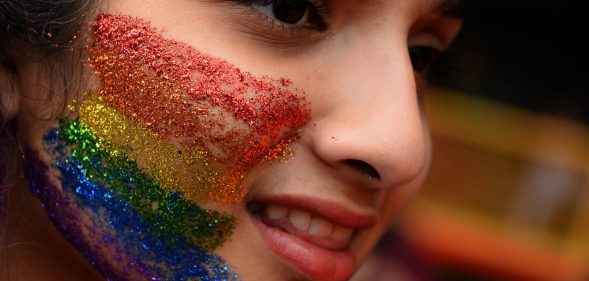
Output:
top-left (87, 14), bottom-right (310, 203)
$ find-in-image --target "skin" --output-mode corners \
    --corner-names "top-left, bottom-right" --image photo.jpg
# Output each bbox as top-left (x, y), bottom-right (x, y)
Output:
top-left (1, 0), bottom-right (462, 280)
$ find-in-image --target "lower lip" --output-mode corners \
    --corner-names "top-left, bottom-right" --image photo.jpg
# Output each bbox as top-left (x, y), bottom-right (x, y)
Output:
top-left (251, 214), bottom-right (356, 281)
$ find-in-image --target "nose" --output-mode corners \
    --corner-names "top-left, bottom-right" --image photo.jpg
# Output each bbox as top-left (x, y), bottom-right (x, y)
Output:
top-left (308, 38), bottom-right (430, 190)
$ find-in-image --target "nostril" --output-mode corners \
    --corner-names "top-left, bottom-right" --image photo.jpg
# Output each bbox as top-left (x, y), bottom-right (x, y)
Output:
top-left (341, 159), bottom-right (381, 181)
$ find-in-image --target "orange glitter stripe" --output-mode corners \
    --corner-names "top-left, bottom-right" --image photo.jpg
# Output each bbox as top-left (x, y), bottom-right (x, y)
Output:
top-left (87, 14), bottom-right (310, 203)
top-left (78, 93), bottom-right (219, 203)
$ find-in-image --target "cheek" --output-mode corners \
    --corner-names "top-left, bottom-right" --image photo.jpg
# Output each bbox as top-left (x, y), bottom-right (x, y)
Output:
top-left (23, 13), bottom-right (312, 280)
top-left (88, 13), bottom-right (310, 204)
top-left (25, 134), bottom-right (238, 280)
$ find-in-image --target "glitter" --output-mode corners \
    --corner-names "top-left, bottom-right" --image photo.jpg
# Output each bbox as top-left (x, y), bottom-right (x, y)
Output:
top-left (88, 14), bottom-right (311, 203)
top-left (23, 12), bottom-right (312, 280)
top-left (23, 123), bottom-right (239, 280)
top-left (26, 150), bottom-right (153, 280)
top-left (78, 92), bottom-right (218, 203)
top-left (56, 119), bottom-right (234, 251)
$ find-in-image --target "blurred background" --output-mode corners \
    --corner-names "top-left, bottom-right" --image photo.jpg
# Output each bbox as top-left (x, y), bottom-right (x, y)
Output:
top-left (352, 1), bottom-right (588, 281)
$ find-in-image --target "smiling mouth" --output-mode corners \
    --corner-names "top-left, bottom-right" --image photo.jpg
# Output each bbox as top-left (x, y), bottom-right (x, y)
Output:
top-left (246, 196), bottom-right (377, 281)
top-left (248, 203), bottom-right (355, 250)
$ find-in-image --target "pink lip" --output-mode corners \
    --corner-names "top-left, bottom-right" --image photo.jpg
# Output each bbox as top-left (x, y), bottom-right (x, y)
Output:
top-left (255, 195), bottom-right (378, 229)
top-left (250, 195), bottom-right (378, 281)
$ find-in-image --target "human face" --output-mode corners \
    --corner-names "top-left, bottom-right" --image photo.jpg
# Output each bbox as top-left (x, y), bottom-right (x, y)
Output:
top-left (18, 0), bottom-right (462, 280)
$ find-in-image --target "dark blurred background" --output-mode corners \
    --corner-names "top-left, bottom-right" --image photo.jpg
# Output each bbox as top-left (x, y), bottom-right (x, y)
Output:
top-left (353, 2), bottom-right (588, 281)
top-left (431, 0), bottom-right (587, 124)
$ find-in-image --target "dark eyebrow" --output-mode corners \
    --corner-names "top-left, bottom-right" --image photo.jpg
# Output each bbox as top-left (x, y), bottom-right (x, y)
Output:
top-left (432, 0), bottom-right (466, 18)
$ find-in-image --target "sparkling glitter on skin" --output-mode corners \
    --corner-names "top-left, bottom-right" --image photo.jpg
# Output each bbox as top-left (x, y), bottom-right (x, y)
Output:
top-left (21, 13), bottom-right (310, 280)
top-left (58, 119), bottom-right (234, 251)
top-left (79, 92), bottom-right (219, 203)
top-left (88, 14), bottom-right (311, 203)
top-left (24, 123), bottom-right (239, 280)
top-left (26, 150), bottom-right (153, 280)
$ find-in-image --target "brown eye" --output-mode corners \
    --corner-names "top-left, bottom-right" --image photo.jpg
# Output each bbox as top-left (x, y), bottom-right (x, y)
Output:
top-left (271, 0), bottom-right (308, 24)
top-left (409, 46), bottom-right (441, 74)
top-left (246, 0), bottom-right (328, 30)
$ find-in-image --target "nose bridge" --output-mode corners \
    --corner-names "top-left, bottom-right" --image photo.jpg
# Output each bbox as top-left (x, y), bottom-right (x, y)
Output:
top-left (310, 33), bottom-right (429, 188)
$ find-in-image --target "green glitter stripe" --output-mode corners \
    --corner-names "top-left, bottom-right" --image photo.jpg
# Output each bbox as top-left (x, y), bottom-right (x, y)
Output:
top-left (59, 119), bottom-right (235, 251)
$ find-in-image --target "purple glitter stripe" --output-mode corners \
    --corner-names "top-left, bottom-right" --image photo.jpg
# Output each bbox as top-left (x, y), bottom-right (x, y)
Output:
top-left (24, 126), bottom-right (239, 280)
top-left (24, 149), bottom-right (152, 280)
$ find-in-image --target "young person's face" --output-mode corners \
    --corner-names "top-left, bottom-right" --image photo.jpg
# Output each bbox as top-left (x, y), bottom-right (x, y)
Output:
top-left (17, 0), bottom-right (462, 280)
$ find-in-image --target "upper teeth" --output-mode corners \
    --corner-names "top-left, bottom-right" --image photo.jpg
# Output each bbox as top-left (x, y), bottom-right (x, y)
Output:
top-left (265, 204), bottom-right (354, 243)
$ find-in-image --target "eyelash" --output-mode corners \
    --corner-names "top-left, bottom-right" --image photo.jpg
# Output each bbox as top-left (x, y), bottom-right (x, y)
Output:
top-left (228, 0), bottom-right (330, 33)
top-left (228, 0), bottom-right (452, 77)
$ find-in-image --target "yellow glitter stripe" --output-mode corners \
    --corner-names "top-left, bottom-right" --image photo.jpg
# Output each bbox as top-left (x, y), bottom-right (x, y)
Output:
top-left (78, 92), bottom-right (220, 203)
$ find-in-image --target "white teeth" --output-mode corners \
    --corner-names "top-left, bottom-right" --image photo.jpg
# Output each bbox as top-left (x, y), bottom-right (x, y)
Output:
top-left (308, 216), bottom-right (334, 238)
top-left (331, 226), bottom-right (353, 242)
top-left (261, 204), bottom-right (354, 242)
top-left (266, 205), bottom-right (289, 220)
top-left (289, 209), bottom-right (311, 231)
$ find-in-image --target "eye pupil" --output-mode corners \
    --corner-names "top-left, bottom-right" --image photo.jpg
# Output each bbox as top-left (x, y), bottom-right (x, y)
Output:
top-left (272, 0), bottom-right (308, 24)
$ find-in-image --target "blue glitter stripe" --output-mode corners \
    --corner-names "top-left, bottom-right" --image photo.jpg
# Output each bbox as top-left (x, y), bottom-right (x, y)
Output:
top-left (26, 150), bottom-right (153, 280)
top-left (54, 119), bottom-right (234, 251)
top-left (44, 128), bottom-right (239, 281)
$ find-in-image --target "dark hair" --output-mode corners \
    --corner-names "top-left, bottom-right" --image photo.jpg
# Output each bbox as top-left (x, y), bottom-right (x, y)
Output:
top-left (0, 0), bottom-right (99, 271)
top-left (0, 1), bottom-right (100, 62)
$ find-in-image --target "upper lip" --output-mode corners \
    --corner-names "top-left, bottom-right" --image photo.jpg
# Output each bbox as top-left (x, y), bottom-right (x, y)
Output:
top-left (249, 194), bottom-right (378, 230)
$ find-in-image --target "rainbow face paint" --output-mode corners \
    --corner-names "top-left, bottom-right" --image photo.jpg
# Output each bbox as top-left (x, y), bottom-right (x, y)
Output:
top-left (77, 93), bottom-right (220, 204)
top-left (87, 14), bottom-right (311, 203)
top-left (23, 13), bottom-right (310, 280)
top-left (26, 126), bottom-right (237, 280)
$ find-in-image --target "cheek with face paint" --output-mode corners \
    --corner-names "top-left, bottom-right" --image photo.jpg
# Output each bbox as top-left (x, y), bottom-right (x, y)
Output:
top-left (24, 13), bottom-right (310, 280)
top-left (88, 14), bottom-right (310, 204)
